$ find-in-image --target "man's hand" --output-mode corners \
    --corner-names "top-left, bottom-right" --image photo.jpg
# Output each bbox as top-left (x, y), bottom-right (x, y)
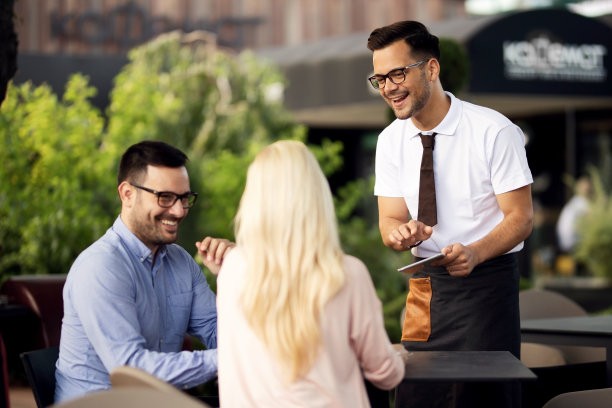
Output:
top-left (388, 219), bottom-right (433, 251)
top-left (195, 237), bottom-right (235, 275)
top-left (392, 343), bottom-right (410, 364)
top-left (438, 243), bottom-right (480, 277)
top-left (437, 185), bottom-right (534, 277)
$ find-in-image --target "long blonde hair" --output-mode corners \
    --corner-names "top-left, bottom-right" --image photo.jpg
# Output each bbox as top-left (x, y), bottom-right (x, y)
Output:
top-left (234, 140), bottom-right (345, 382)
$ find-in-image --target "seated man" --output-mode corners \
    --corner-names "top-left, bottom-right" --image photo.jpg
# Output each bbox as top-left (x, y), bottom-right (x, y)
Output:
top-left (55, 141), bottom-right (233, 403)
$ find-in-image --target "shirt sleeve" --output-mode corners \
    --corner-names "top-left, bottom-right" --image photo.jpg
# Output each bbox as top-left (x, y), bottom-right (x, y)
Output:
top-left (186, 257), bottom-right (218, 349)
top-left (69, 251), bottom-right (217, 389)
top-left (346, 256), bottom-right (405, 389)
top-left (374, 128), bottom-right (404, 198)
top-left (489, 124), bottom-right (533, 194)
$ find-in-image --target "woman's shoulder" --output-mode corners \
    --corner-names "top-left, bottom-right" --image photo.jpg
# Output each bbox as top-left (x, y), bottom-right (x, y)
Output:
top-left (342, 254), bottom-right (371, 280)
top-left (217, 247), bottom-right (245, 283)
top-left (337, 255), bottom-right (380, 307)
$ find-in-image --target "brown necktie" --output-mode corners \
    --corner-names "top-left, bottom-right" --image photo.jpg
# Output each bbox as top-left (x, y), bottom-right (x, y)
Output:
top-left (418, 133), bottom-right (437, 226)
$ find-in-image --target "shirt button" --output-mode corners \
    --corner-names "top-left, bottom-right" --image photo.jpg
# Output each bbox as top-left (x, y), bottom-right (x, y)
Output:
top-left (139, 257), bottom-right (144, 262)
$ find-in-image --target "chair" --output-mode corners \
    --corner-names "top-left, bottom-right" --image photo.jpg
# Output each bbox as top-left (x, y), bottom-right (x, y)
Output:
top-left (50, 387), bottom-right (210, 408)
top-left (20, 346), bottom-right (60, 408)
top-left (520, 342), bottom-right (566, 368)
top-left (110, 365), bottom-right (219, 407)
top-left (519, 289), bottom-right (607, 408)
top-left (519, 288), bottom-right (586, 319)
top-left (1, 334), bottom-right (9, 408)
top-left (109, 365), bottom-right (181, 393)
top-left (541, 387), bottom-right (612, 408)
top-left (519, 288), bottom-right (605, 364)
top-left (0, 275), bottom-right (67, 348)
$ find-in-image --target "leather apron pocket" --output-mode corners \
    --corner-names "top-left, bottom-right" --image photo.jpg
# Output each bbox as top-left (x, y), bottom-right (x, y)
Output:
top-left (401, 277), bottom-right (432, 342)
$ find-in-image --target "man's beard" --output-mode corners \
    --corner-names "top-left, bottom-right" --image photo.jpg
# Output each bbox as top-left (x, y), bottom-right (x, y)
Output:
top-left (389, 75), bottom-right (430, 120)
top-left (132, 215), bottom-right (181, 248)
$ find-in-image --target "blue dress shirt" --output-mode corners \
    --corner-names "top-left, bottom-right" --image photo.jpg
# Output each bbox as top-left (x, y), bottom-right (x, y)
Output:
top-left (54, 216), bottom-right (218, 402)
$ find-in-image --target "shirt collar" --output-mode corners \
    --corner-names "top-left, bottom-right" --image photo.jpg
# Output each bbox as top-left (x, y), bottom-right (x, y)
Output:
top-left (112, 216), bottom-right (167, 262)
top-left (405, 91), bottom-right (462, 139)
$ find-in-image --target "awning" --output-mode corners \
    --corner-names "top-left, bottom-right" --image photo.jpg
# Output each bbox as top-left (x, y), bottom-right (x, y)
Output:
top-left (255, 10), bottom-right (612, 128)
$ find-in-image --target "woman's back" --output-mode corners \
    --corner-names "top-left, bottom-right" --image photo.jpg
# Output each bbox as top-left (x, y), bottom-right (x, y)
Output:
top-left (217, 249), bottom-right (404, 407)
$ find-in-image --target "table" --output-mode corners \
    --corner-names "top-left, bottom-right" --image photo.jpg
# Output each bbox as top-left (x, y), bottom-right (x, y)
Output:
top-left (403, 350), bottom-right (536, 382)
top-left (396, 351), bottom-right (535, 408)
top-left (521, 315), bottom-right (612, 386)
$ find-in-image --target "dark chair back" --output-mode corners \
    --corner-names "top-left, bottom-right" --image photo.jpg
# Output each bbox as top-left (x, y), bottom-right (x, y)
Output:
top-left (1, 275), bottom-right (66, 348)
top-left (20, 346), bottom-right (60, 408)
top-left (1, 334), bottom-right (9, 408)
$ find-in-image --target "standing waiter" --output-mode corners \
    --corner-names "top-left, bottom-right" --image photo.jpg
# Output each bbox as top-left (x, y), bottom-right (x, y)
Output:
top-left (367, 20), bottom-right (533, 407)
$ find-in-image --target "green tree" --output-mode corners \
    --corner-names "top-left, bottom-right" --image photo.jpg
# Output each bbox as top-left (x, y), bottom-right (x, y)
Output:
top-left (0, 30), bottom-right (408, 339)
top-left (575, 166), bottom-right (612, 280)
top-left (105, 31), bottom-right (318, 246)
top-left (439, 37), bottom-right (470, 95)
top-left (0, 75), bottom-right (115, 278)
top-left (335, 177), bottom-right (412, 340)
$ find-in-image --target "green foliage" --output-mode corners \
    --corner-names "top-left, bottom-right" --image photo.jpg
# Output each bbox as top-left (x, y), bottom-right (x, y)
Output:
top-left (105, 31), bottom-right (309, 248)
top-left (575, 166), bottom-right (612, 280)
top-left (0, 75), bottom-right (116, 280)
top-left (335, 176), bottom-right (412, 341)
top-left (0, 30), bottom-right (409, 339)
top-left (439, 37), bottom-right (470, 95)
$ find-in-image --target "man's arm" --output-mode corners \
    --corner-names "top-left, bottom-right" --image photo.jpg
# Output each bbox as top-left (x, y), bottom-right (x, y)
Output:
top-left (378, 196), bottom-right (433, 251)
top-left (439, 185), bottom-right (533, 276)
top-left (70, 260), bottom-right (218, 389)
top-left (187, 261), bottom-right (218, 349)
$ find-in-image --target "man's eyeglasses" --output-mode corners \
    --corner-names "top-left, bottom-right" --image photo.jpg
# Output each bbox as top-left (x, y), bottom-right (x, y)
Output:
top-left (368, 60), bottom-right (428, 90)
top-left (130, 184), bottom-right (198, 209)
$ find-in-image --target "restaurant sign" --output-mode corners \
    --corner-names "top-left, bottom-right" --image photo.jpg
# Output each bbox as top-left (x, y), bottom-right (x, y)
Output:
top-left (503, 36), bottom-right (607, 82)
top-left (467, 9), bottom-right (612, 96)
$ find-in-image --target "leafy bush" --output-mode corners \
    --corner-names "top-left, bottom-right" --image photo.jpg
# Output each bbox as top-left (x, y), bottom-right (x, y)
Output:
top-left (335, 176), bottom-right (411, 340)
top-left (0, 31), bottom-right (409, 338)
top-left (0, 75), bottom-right (115, 277)
top-left (575, 166), bottom-right (612, 280)
top-left (439, 37), bottom-right (470, 95)
top-left (105, 32), bottom-right (312, 245)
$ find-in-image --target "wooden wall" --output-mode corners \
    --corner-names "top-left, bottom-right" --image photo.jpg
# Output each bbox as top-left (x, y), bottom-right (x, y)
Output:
top-left (14, 0), bottom-right (466, 54)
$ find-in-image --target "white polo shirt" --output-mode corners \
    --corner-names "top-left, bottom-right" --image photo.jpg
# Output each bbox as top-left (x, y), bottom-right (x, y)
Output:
top-left (374, 92), bottom-right (533, 258)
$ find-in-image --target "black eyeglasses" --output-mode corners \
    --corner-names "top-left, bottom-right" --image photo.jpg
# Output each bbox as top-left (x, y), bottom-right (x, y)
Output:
top-left (130, 184), bottom-right (198, 209)
top-left (368, 60), bottom-right (428, 89)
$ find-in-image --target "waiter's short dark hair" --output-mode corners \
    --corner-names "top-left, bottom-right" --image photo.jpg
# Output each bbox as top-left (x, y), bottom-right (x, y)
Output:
top-left (367, 20), bottom-right (440, 61)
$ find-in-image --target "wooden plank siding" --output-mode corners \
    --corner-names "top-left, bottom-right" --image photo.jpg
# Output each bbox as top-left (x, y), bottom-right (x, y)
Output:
top-left (13, 0), bottom-right (466, 54)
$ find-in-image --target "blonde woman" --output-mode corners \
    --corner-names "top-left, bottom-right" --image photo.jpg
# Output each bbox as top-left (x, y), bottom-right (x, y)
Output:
top-left (214, 140), bottom-right (407, 407)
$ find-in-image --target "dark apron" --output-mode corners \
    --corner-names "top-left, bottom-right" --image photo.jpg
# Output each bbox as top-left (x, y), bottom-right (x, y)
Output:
top-left (396, 253), bottom-right (521, 408)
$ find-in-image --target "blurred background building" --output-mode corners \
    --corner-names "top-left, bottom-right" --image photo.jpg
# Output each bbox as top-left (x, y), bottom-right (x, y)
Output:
top-left (14, 0), bottom-right (469, 52)
top-left (11, 0), bottom-right (612, 276)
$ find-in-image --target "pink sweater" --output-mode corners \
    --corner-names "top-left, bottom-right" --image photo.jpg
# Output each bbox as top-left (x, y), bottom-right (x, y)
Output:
top-left (217, 249), bottom-right (405, 407)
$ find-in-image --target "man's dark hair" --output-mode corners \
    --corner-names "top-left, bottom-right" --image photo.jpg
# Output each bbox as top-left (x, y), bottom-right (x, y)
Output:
top-left (367, 20), bottom-right (440, 61)
top-left (118, 141), bottom-right (189, 186)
